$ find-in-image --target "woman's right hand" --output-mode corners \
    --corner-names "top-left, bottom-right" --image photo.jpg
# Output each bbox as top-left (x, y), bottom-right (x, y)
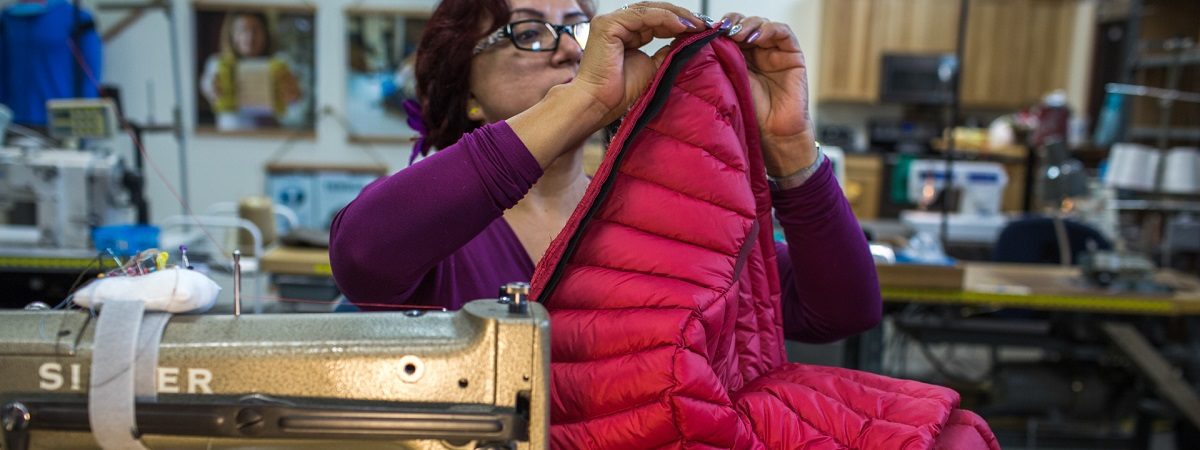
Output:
top-left (510, 3), bottom-right (705, 168)
top-left (570, 2), bottom-right (706, 126)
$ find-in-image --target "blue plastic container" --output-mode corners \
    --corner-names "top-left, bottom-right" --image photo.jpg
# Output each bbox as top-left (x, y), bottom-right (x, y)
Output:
top-left (92, 225), bottom-right (160, 257)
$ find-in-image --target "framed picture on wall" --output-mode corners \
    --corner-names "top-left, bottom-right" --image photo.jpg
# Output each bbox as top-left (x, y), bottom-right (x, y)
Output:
top-left (193, 2), bottom-right (316, 137)
top-left (344, 8), bottom-right (429, 144)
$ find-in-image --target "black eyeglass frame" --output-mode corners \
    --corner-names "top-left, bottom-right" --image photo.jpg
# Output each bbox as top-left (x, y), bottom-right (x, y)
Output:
top-left (473, 19), bottom-right (590, 55)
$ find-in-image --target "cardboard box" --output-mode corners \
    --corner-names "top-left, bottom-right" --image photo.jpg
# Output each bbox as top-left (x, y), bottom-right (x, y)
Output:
top-left (236, 58), bottom-right (275, 113)
top-left (844, 154), bottom-right (883, 220)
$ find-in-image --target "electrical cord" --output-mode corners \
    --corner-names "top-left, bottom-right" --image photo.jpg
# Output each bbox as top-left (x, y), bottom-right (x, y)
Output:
top-left (893, 306), bottom-right (992, 387)
top-left (912, 335), bottom-right (991, 388)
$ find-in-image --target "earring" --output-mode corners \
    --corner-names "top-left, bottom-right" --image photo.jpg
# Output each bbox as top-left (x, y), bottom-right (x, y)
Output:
top-left (469, 107), bottom-right (481, 117)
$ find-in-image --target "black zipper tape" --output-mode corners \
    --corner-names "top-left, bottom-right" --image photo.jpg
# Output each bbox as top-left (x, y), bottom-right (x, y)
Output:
top-left (538, 31), bottom-right (723, 304)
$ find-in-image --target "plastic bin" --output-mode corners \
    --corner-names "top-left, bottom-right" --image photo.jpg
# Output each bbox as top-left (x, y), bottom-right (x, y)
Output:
top-left (93, 225), bottom-right (160, 257)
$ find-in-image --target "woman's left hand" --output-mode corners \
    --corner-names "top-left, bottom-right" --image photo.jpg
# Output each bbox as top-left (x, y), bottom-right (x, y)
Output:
top-left (719, 14), bottom-right (817, 177)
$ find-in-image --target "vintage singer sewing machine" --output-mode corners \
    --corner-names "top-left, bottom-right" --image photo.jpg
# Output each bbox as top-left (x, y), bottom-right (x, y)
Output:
top-left (0, 291), bottom-right (550, 449)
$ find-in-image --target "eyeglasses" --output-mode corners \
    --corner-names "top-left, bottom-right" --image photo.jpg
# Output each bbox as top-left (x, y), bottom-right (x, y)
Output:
top-left (473, 20), bottom-right (590, 55)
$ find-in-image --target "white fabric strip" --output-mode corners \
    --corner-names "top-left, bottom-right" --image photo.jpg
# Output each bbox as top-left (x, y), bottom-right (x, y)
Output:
top-left (88, 300), bottom-right (151, 450)
top-left (134, 312), bottom-right (171, 401)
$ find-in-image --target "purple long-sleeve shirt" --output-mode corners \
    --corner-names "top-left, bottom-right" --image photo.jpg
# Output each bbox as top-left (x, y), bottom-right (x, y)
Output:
top-left (330, 122), bottom-right (880, 343)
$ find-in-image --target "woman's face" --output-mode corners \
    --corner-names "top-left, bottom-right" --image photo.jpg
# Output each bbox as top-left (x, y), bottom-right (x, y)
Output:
top-left (468, 0), bottom-right (588, 123)
top-left (232, 15), bottom-right (268, 57)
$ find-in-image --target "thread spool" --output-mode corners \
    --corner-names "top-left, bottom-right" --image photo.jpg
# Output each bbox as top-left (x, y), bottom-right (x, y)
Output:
top-left (238, 196), bottom-right (276, 255)
top-left (1104, 143), bottom-right (1159, 192)
top-left (1162, 147), bottom-right (1200, 194)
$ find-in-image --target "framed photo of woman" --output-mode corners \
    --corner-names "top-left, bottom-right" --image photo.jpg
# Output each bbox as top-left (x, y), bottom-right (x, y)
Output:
top-left (344, 8), bottom-right (429, 144)
top-left (193, 2), bottom-right (316, 137)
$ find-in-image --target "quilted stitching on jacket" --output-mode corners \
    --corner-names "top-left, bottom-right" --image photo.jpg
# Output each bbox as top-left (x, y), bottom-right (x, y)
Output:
top-left (533, 30), bottom-right (998, 450)
top-left (541, 32), bottom-right (766, 449)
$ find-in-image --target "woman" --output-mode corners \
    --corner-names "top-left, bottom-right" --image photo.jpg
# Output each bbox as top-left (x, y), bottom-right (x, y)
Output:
top-left (199, 12), bottom-right (303, 131)
top-left (330, 0), bottom-right (881, 343)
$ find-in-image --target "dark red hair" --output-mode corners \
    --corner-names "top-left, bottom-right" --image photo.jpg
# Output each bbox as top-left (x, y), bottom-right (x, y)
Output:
top-left (414, 0), bottom-right (595, 151)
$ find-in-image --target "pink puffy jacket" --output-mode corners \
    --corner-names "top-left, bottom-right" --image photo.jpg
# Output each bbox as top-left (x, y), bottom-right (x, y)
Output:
top-left (529, 29), bottom-right (1001, 450)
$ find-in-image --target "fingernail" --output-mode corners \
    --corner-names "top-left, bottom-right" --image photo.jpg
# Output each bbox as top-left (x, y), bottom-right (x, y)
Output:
top-left (694, 12), bottom-right (714, 27)
top-left (719, 17), bottom-right (732, 30)
top-left (727, 24), bottom-right (743, 37)
top-left (747, 31), bottom-right (761, 43)
top-left (680, 17), bottom-right (697, 29)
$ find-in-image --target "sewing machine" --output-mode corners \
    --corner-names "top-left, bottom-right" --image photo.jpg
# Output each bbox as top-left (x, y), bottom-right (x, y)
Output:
top-left (0, 294), bottom-right (550, 449)
top-left (901, 160), bottom-right (1012, 244)
top-left (0, 147), bottom-right (132, 250)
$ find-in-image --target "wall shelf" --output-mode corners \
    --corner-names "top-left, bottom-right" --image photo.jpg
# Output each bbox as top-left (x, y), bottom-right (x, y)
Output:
top-left (1111, 199), bottom-right (1200, 213)
top-left (1135, 49), bottom-right (1200, 69)
top-left (1128, 126), bottom-right (1200, 142)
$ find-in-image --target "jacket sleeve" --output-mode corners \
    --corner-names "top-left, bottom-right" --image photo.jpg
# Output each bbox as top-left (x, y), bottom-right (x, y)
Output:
top-left (329, 122), bottom-right (542, 304)
top-left (772, 159), bottom-right (882, 343)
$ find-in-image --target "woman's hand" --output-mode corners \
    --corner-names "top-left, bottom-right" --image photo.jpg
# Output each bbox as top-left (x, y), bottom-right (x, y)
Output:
top-left (720, 13), bottom-right (818, 177)
top-left (511, 2), bottom-right (704, 168)
top-left (276, 71), bottom-right (302, 104)
top-left (570, 2), bottom-right (706, 126)
top-left (209, 76), bottom-right (223, 98)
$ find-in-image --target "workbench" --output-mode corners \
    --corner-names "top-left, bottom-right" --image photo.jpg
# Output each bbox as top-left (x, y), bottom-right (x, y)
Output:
top-left (259, 246), bottom-right (332, 277)
top-left (878, 262), bottom-right (1200, 316)
top-left (854, 262), bottom-right (1200, 447)
top-left (259, 246), bottom-right (339, 311)
top-left (0, 247), bottom-right (105, 309)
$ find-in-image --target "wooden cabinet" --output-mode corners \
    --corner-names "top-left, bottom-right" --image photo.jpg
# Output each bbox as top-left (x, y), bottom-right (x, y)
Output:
top-left (819, 0), bottom-right (959, 102)
top-left (873, 0), bottom-right (962, 54)
top-left (960, 0), bottom-right (1076, 107)
top-left (819, 0), bottom-right (1078, 107)
top-left (843, 154), bottom-right (884, 220)
top-left (818, 0), bottom-right (877, 102)
top-left (1023, 0), bottom-right (1076, 102)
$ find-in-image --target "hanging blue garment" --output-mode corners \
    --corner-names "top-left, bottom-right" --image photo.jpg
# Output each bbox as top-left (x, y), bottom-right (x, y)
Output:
top-left (0, 0), bottom-right (102, 126)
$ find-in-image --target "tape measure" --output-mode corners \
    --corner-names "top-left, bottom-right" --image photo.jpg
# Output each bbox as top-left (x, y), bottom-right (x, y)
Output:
top-left (882, 287), bottom-right (1187, 316)
top-left (0, 256), bottom-right (95, 271)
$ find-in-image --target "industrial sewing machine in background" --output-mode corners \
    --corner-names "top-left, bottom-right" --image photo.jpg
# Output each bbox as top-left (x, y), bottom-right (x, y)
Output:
top-left (0, 147), bottom-right (131, 249)
top-left (0, 285), bottom-right (550, 450)
top-left (0, 99), bottom-right (145, 308)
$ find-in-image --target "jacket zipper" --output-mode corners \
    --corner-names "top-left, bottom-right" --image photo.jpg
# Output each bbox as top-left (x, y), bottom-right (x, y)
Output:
top-left (535, 28), bottom-right (724, 304)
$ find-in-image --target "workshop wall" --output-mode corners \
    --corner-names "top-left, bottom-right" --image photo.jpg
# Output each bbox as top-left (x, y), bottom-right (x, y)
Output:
top-left (92, 0), bottom-right (428, 224)
top-left (5, 0), bottom-right (1101, 222)
top-left (73, 0), bottom-right (828, 224)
